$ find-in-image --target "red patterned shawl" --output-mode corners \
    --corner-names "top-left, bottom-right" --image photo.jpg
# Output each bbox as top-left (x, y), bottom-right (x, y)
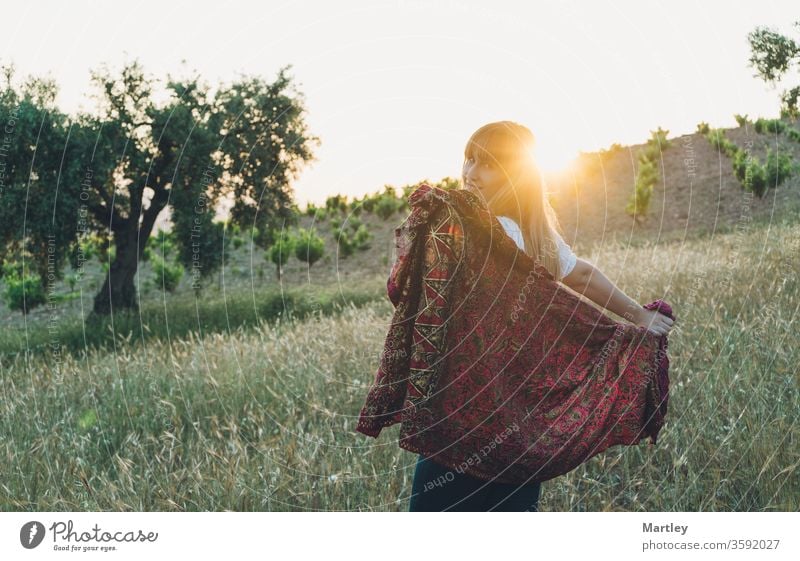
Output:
top-left (356, 183), bottom-right (674, 484)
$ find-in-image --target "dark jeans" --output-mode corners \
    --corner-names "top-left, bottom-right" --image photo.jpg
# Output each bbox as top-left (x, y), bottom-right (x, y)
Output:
top-left (408, 454), bottom-right (541, 511)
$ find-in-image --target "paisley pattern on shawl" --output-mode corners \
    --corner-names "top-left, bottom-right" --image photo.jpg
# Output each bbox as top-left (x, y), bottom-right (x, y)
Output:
top-left (356, 183), bottom-right (674, 484)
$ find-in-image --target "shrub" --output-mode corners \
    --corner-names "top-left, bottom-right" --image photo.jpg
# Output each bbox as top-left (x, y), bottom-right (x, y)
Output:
top-left (754, 118), bottom-right (787, 134)
top-left (361, 195), bottom-right (377, 213)
top-left (696, 122), bottom-right (710, 135)
top-left (732, 150), bottom-right (750, 184)
top-left (232, 236), bottom-right (244, 250)
top-left (2, 261), bottom-right (46, 314)
top-left (734, 114), bottom-right (749, 127)
top-left (267, 231), bottom-right (295, 280)
top-left (333, 227), bottom-right (355, 258)
top-left (375, 195), bottom-right (400, 220)
top-left (348, 217), bottom-right (362, 232)
top-left (150, 229), bottom-right (177, 254)
top-left (348, 196), bottom-right (364, 216)
top-left (151, 254), bottom-right (184, 292)
top-left (315, 207), bottom-right (328, 222)
top-left (746, 160), bottom-right (767, 198)
top-left (66, 272), bottom-right (79, 293)
top-left (325, 194), bottom-right (349, 215)
top-left (706, 129), bottom-right (739, 158)
top-left (294, 228), bottom-right (325, 267)
top-left (785, 127), bottom-right (800, 143)
top-left (68, 234), bottom-right (99, 269)
top-left (764, 148), bottom-right (794, 188)
top-left (352, 224), bottom-right (372, 250)
top-left (649, 127), bottom-right (671, 149)
top-left (625, 158), bottom-right (657, 220)
top-left (732, 150), bottom-right (766, 197)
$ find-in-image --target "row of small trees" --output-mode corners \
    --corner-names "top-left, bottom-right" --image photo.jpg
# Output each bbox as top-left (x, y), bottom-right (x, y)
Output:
top-left (623, 113), bottom-right (798, 223)
top-left (1, 230), bottom-right (186, 313)
top-left (304, 178), bottom-right (460, 222)
top-left (1, 173), bottom-right (458, 313)
top-left (1, 216), bottom-right (377, 312)
top-left (698, 117), bottom-right (796, 197)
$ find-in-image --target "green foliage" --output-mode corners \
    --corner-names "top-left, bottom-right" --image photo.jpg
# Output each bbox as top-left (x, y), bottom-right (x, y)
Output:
top-left (308, 206), bottom-right (327, 222)
top-left (754, 118), bottom-right (787, 134)
top-left (325, 194), bottom-right (349, 215)
top-left (267, 231), bottom-right (295, 279)
top-left (649, 126), bottom-right (671, 149)
top-left (785, 127), bottom-right (800, 143)
top-left (705, 126), bottom-right (795, 198)
top-left (333, 227), bottom-right (355, 258)
top-left (1, 261), bottom-right (46, 314)
top-left (639, 127), bottom-right (671, 162)
top-left (332, 223), bottom-right (370, 258)
top-left (348, 217), bottom-right (362, 232)
top-left (0, 60), bottom-right (318, 315)
top-left (346, 196), bottom-right (364, 216)
top-left (352, 224), bottom-right (372, 250)
top-left (0, 68), bottom-right (83, 286)
top-left (696, 121), bottom-right (711, 135)
top-left (293, 228), bottom-right (325, 267)
top-left (765, 147), bottom-right (794, 188)
top-left (706, 128), bottom-right (739, 158)
top-left (734, 114), bottom-right (750, 127)
top-left (68, 233), bottom-right (100, 270)
top-left (0, 280), bottom-right (386, 358)
top-left (625, 158), bottom-right (658, 221)
top-left (172, 214), bottom-right (229, 288)
top-left (375, 195), bottom-right (400, 220)
top-left (151, 254), bottom-right (184, 293)
top-left (748, 22), bottom-right (800, 117)
top-left (732, 150), bottom-right (767, 197)
top-left (780, 86), bottom-right (800, 119)
top-left (148, 229), bottom-right (177, 257)
top-left (100, 246), bottom-right (117, 274)
top-left (625, 128), bottom-right (671, 221)
top-left (66, 272), bottom-right (79, 293)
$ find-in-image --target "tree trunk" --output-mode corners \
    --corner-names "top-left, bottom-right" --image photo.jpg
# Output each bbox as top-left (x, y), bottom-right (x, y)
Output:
top-left (90, 192), bottom-right (167, 316)
top-left (92, 235), bottom-right (141, 315)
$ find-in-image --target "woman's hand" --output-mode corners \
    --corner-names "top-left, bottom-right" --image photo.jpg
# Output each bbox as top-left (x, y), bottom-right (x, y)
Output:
top-left (634, 307), bottom-right (675, 336)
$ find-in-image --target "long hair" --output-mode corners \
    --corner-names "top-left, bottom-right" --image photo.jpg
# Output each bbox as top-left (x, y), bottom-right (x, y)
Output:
top-left (462, 120), bottom-right (564, 279)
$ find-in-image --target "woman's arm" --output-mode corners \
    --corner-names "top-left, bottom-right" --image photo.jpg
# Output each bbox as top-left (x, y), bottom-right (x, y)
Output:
top-left (560, 258), bottom-right (675, 336)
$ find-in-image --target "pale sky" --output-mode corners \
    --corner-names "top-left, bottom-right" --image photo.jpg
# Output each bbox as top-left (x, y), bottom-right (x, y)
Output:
top-left (2, 0), bottom-right (798, 206)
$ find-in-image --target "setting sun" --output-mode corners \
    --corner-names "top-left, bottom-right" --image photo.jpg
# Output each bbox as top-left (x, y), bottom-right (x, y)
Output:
top-left (533, 143), bottom-right (580, 175)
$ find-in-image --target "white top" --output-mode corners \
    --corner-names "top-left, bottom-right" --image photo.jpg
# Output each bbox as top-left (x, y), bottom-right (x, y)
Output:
top-left (496, 215), bottom-right (577, 279)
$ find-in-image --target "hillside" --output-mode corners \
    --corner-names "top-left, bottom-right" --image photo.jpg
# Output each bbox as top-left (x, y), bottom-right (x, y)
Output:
top-left (289, 118), bottom-right (800, 281)
top-left (550, 118), bottom-right (800, 253)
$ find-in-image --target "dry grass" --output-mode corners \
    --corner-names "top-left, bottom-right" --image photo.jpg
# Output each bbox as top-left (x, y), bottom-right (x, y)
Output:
top-left (1, 219), bottom-right (798, 511)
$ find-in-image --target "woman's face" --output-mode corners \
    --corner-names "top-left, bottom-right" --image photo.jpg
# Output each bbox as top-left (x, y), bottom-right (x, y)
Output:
top-left (462, 155), bottom-right (509, 206)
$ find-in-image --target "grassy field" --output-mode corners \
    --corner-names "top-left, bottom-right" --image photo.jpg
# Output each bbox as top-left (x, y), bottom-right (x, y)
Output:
top-left (1, 216), bottom-right (799, 511)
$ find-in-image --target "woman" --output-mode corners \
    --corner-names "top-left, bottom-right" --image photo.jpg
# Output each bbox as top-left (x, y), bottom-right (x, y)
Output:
top-left (408, 121), bottom-right (674, 511)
